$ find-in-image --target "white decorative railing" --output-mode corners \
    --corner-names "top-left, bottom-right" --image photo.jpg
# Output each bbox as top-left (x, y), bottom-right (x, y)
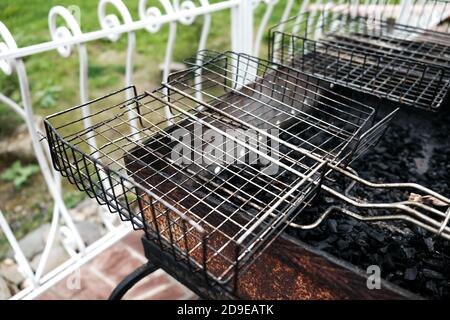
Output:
top-left (0, 0), bottom-right (447, 300)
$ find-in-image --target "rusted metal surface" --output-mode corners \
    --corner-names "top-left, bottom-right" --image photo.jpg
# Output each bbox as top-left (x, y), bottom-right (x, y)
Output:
top-left (236, 234), bottom-right (414, 299)
top-left (141, 231), bottom-right (414, 300)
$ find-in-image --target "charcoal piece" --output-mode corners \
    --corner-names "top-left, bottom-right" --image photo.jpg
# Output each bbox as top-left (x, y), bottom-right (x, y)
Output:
top-left (373, 162), bottom-right (390, 171)
top-left (414, 227), bottom-right (428, 237)
top-left (382, 254), bottom-right (396, 271)
top-left (379, 245), bottom-right (389, 254)
top-left (425, 281), bottom-right (438, 294)
top-left (357, 231), bottom-right (368, 240)
top-left (404, 267), bottom-right (418, 281)
top-left (327, 219), bottom-right (338, 233)
top-left (386, 242), bottom-right (407, 261)
top-left (424, 237), bottom-right (435, 252)
top-left (367, 230), bottom-right (385, 243)
top-left (383, 172), bottom-right (401, 181)
top-left (358, 245), bottom-right (368, 256)
top-left (403, 247), bottom-right (416, 259)
top-left (337, 239), bottom-right (349, 250)
top-left (424, 258), bottom-right (445, 269)
top-left (346, 219), bottom-right (359, 226)
top-left (371, 253), bottom-right (380, 263)
top-left (316, 241), bottom-right (332, 250)
top-left (337, 223), bottom-right (353, 233)
top-left (324, 196), bottom-right (336, 203)
top-left (355, 238), bottom-right (369, 248)
top-left (374, 146), bottom-right (387, 153)
top-left (422, 269), bottom-right (445, 280)
top-left (326, 234), bottom-right (339, 243)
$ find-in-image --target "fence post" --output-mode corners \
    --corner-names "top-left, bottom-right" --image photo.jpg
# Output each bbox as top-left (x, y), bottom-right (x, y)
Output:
top-left (231, 0), bottom-right (254, 88)
top-left (231, 0), bottom-right (253, 55)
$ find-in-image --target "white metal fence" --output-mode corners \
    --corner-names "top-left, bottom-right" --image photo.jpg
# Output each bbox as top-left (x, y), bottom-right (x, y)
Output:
top-left (0, 0), bottom-right (446, 300)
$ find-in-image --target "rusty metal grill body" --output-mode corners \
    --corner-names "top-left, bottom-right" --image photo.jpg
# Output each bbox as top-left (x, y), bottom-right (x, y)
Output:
top-left (269, 7), bottom-right (450, 110)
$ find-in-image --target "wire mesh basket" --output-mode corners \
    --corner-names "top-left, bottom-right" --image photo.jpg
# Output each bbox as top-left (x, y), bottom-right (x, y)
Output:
top-left (181, 50), bottom-right (398, 165)
top-left (44, 86), bottom-right (328, 291)
top-left (269, 4), bottom-right (450, 111)
top-left (44, 50), bottom-right (399, 291)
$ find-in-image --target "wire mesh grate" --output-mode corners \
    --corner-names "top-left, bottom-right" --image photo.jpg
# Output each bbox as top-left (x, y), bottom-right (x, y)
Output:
top-left (269, 8), bottom-right (450, 111)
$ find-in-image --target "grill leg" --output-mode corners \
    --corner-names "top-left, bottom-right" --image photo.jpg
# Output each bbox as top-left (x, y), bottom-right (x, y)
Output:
top-left (108, 261), bottom-right (159, 300)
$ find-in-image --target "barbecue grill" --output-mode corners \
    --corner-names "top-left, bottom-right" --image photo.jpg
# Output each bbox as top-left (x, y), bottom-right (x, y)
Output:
top-left (269, 2), bottom-right (450, 110)
top-left (43, 49), bottom-right (450, 298)
top-left (37, 0), bottom-right (450, 300)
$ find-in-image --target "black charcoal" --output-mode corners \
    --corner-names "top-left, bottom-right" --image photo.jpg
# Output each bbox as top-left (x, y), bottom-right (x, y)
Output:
top-left (404, 267), bottom-right (418, 281)
top-left (288, 103), bottom-right (450, 299)
top-left (327, 219), bottom-right (338, 233)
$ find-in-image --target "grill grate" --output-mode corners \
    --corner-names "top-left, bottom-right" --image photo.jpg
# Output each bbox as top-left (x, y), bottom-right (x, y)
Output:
top-left (44, 66), bottom-right (334, 289)
top-left (44, 51), bottom-right (450, 293)
top-left (182, 51), bottom-right (400, 165)
top-left (269, 9), bottom-right (450, 110)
